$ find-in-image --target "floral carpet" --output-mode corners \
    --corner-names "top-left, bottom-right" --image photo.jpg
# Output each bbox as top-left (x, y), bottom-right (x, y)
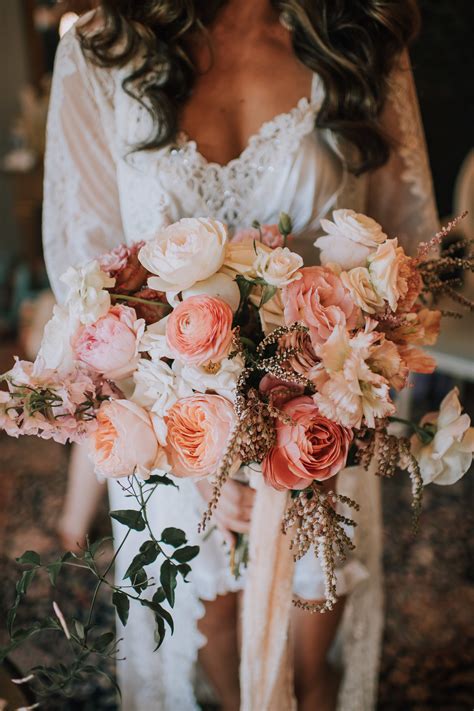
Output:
top-left (0, 341), bottom-right (473, 710)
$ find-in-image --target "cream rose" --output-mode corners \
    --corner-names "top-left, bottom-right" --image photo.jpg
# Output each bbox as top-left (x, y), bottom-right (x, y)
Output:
top-left (138, 218), bottom-right (228, 293)
top-left (221, 239), bottom-right (271, 280)
top-left (341, 267), bottom-right (384, 314)
top-left (254, 245), bottom-right (303, 287)
top-left (315, 209), bottom-right (387, 270)
top-left (368, 238), bottom-right (407, 312)
top-left (410, 388), bottom-right (474, 486)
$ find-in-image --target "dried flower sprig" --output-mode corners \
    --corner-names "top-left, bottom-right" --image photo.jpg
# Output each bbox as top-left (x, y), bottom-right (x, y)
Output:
top-left (282, 483), bottom-right (359, 613)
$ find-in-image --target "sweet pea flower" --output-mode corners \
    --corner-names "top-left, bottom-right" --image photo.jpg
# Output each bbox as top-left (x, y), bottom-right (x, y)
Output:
top-left (60, 260), bottom-right (115, 325)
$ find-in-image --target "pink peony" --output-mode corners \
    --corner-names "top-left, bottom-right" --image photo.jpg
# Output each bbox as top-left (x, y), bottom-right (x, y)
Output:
top-left (262, 396), bottom-right (352, 490)
top-left (282, 266), bottom-right (360, 348)
top-left (165, 394), bottom-right (236, 478)
top-left (166, 295), bottom-right (234, 366)
top-left (72, 305), bottom-right (145, 380)
top-left (89, 399), bottom-right (163, 479)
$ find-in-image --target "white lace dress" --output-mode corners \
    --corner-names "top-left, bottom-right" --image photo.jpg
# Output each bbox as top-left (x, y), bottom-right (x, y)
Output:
top-left (43, 25), bottom-right (439, 711)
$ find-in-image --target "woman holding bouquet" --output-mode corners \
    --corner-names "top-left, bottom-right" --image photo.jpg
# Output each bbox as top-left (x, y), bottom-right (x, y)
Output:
top-left (43, 0), bottom-right (438, 709)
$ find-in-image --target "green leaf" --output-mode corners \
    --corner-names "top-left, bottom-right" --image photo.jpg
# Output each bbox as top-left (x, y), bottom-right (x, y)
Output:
top-left (110, 509), bottom-right (145, 531)
top-left (259, 285), bottom-right (277, 307)
top-left (74, 619), bottom-right (85, 640)
top-left (154, 604), bottom-right (174, 633)
top-left (87, 536), bottom-right (113, 558)
top-left (161, 527), bottom-right (187, 548)
top-left (146, 474), bottom-right (178, 487)
top-left (123, 553), bottom-right (146, 581)
top-left (93, 631), bottom-right (115, 653)
top-left (16, 550), bottom-right (41, 566)
top-left (139, 539), bottom-right (161, 564)
top-left (177, 563), bottom-right (192, 581)
top-left (153, 615), bottom-right (166, 651)
top-left (160, 560), bottom-right (177, 608)
top-left (172, 545), bottom-right (199, 564)
top-left (47, 562), bottom-right (62, 587)
top-left (152, 586), bottom-right (166, 603)
top-left (112, 591), bottom-right (130, 627)
top-left (16, 568), bottom-right (36, 594)
top-left (131, 567), bottom-right (148, 594)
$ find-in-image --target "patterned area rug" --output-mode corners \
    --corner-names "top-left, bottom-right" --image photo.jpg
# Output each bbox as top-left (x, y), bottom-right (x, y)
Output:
top-left (0, 343), bottom-right (473, 710)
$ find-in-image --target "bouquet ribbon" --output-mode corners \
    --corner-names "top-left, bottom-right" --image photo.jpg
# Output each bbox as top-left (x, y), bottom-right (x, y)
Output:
top-left (240, 477), bottom-right (296, 711)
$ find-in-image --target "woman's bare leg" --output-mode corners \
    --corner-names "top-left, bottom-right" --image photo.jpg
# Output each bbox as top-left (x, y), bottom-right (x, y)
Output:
top-left (198, 592), bottom-right (240, 711)
top-left (292, 597), bottom-right (346, 711)
top-left (58, 443), bottom-right (106, 551)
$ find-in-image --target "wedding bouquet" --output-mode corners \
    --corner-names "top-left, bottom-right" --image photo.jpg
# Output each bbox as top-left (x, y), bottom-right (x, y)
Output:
top-left (1, 210), bottom-right (473, 695)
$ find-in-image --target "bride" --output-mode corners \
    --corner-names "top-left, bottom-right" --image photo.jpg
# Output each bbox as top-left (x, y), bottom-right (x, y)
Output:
top-left (43, 1), bottom-right (438, 709)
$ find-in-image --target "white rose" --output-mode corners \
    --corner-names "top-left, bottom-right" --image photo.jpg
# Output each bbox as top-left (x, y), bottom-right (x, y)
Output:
top-left (172, 354), bottom-right (244, 400)
top-left (410, 387), bottom-right (474, 486)
top-left (254, 245), bottom-right (303, 287)
top-left (181, 272), bottom-right (241, 312)
top-left (138, 218), bottom-right (228, 293)
top-left (60, 260), bottom-right (115, 325)
top-left (341, 267), bottom-right (384, 314)
top-left (368, 238), bottom-right (405, 312)
top-left (131, 357), bottom-right (192, 445)
top-left (315, 209), bottom-right (387, 270)
top-left (35, 304), bottom-right (79, 373)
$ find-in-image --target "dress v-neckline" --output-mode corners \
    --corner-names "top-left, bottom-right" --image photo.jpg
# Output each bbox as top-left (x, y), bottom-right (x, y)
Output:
top-left (176, 74), bottom-right (322, 171)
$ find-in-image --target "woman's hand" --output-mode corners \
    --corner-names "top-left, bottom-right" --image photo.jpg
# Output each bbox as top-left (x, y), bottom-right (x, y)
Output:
top-left (196, 478), bottom-right (255, 546)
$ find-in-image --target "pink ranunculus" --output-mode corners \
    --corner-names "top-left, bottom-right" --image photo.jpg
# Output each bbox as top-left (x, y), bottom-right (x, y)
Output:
top-left (166, 295), bottom-right (234, 366)
top-left (72, 304), bottom-right (145, 380)
top-left (262, 396), bottom-right (352, 491)
top-left (233, 223), bottom-right (285, 249)
top-left (165, 394), bottom-right (236, 478)
top-left (282, 266), bottom-right (360, 348)
top-left (89, 399), bottom-right (162, 479)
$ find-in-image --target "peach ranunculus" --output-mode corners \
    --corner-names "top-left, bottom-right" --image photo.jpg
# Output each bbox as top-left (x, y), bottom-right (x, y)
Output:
top-left (165, 394), bottom-right (236, 478)
top-left (89, 399), bottom-right (166, 479)
top-left (139, 218), bottom-right (228, 294)
top-left (262, 396), bottom-right (352, 490)
top-left (282, 266), bottom-right (360, 347)
top-left (72, 304), bottom-right (145, 380)
top-left (166, 295), bottom-right (234, 366)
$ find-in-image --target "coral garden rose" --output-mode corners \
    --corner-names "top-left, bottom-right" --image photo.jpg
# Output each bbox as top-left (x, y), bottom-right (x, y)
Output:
top-left (165, 394), bottom-right (236, 478)
top-left (139, 218), bottom-right (228, 293)
top-left (262, 396), bottom-right (352, 490)
top-left (315, 209), bottom-right (387, 270)
top-left (282, 266), bottom-right (360, 347)
top-left (89, 399), bottom-right (164, 479)
top-left (166, 295), bottom-right (234, 366)
top-left (72, 304), bottom-right (145, 380)
top-left (410, 387), bottom-right (474, 486)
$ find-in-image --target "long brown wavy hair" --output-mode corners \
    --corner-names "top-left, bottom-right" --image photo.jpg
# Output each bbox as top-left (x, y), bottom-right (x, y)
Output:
top-left (78, 0), bottom-right (420, 175)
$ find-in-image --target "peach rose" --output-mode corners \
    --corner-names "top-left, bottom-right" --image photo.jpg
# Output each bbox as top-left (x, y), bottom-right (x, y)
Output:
top-left (262, 396), bottom-right (352, 490)
top-left (282, 266), bottom-right (360, 347)
top-left (72, 304), bottom-right (145, 380)
top-left (166, 295), bottom-right (234, 366)
top-left (89, 399), bottom-right (164, 479)
top-left (165, 394), bottom-right (236, 478)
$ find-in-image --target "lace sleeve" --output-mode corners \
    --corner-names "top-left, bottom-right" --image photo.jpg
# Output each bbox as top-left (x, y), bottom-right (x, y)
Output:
top-left (43, 28), bottom-right (124, 303)
top-left (366, 50), bottom-right (439, 252)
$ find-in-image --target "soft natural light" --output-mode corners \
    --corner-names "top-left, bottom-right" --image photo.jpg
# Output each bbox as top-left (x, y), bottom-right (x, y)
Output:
top-left (59, 11), bottom-right (79, 38)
